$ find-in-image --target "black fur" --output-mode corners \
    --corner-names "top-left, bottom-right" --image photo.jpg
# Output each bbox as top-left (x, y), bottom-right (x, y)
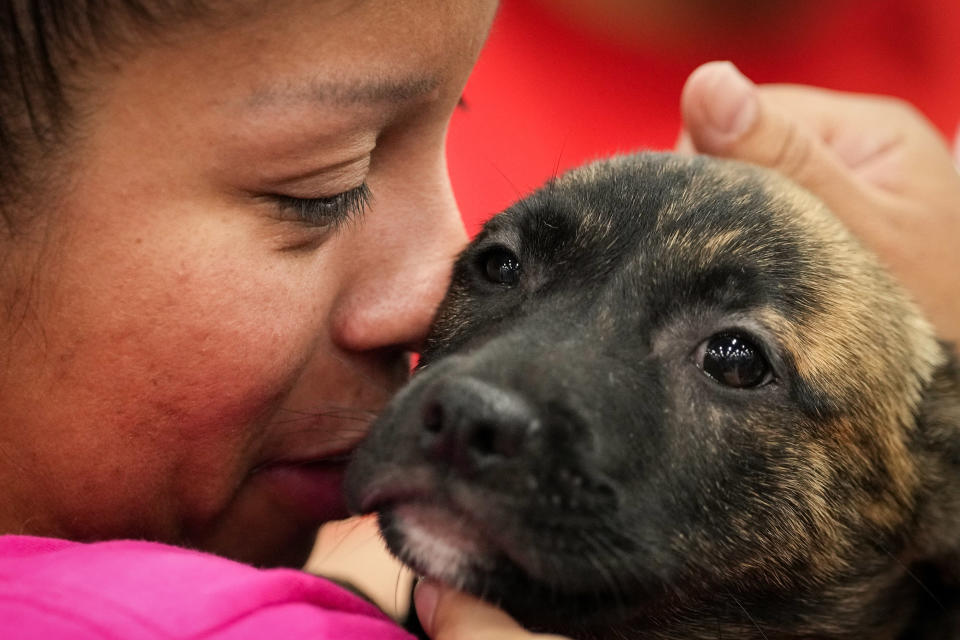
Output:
top-left (345, 153), bottom-right (960, 639)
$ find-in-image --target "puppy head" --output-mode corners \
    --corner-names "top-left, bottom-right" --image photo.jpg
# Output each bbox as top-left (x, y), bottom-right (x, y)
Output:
top-left (346, 153), bottom-right (958, 638)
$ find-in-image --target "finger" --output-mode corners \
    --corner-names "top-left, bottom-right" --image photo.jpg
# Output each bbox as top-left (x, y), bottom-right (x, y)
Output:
top-left (680, 61), bottom-right (864, 205)
top-left (755, 85), bottom-right (957, 193)
top-left (415, 580), bottom-right (567, 640)
top-left (674, 129), bottom-right (695, 154)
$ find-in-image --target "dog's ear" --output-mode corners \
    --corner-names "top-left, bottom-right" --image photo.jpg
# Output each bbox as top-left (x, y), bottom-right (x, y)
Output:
top-left (914, 343), bottom-right (960, 577)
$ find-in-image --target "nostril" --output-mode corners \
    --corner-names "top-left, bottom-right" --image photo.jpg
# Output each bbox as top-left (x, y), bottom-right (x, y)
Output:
top-left (467, 422), bottom-right (497, 458)
top-left (422, 402), bottom-right (443, 434)
top-left (417, 376), bottom-right (538, 474)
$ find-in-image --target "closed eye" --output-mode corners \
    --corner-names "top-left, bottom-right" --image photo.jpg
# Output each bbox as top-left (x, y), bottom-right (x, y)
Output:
top-left (269, 183), bottom-right (371, 228)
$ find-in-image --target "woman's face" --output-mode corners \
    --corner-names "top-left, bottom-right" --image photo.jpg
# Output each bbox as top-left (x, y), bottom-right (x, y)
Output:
top-left (0, 0), bottom-right (497, 566)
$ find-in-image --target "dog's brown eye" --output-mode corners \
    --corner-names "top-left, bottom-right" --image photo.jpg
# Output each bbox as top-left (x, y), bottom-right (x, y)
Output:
top-left (482, 248), bottom-right (521, 286)
top-left (697, 332), bottom-right (772, 388)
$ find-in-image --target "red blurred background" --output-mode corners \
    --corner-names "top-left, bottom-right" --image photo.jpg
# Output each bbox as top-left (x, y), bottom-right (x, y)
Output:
top-left (447, 0), bottom-right (960, 233)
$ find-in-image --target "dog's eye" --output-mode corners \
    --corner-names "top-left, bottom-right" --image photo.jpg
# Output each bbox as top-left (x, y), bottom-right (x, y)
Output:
top-left (481, 247), bottom-right (521, 286)
top-left (696, 332), bottom-right (772, 388)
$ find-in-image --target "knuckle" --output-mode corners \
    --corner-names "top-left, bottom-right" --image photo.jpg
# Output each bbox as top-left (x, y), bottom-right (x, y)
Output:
top-left (768, 120), bottom-right (815, 180)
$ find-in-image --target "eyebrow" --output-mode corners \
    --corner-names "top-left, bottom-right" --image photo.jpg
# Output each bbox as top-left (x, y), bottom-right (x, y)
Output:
top-left (243, 73), bottom-right (443, 109)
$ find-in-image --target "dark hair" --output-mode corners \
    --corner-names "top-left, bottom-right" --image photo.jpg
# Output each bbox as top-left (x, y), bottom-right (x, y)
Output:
top-left (0, 1), bottom-right (216, 231)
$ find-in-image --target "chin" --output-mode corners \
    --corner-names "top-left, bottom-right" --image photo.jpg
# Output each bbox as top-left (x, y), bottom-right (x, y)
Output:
top-left (193, 521), bottom-right (319, 568)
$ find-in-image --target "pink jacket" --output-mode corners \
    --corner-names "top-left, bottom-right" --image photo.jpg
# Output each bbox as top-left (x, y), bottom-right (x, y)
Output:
top-left (0, 535), bottom-right (414, 639)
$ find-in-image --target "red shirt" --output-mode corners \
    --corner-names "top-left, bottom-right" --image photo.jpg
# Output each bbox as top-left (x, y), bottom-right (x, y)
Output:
top-left (448, 0), bottom-right (960, 231)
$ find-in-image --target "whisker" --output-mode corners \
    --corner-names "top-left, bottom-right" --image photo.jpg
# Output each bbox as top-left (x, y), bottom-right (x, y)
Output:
top-left (566, 525), bottom-right (631, 614)
top-left (274, 431), bottom-right (366, 444)
top-left (312, 516), bottom-right (380, 565)
top-left (876, 542), bottom-right (945, 611)
top-left (266, 424), bottom-right (372, 436)
top-left (326, 350), bottom-right (407, 398)
top-left (276, 405), bottom-right (380, 418)
top-left (725, 590), bottom-right (768, 640)
top-left (550, 126), bottom-right (572, 183)
top-left (271, 414), bottom-right (375, 426)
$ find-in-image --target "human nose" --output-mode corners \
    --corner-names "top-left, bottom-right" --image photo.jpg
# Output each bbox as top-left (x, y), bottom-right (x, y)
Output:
top-left (329, 194), bottom-right (468, 354)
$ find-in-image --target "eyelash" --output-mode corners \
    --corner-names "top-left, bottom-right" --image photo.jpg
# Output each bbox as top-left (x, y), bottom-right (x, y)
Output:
top-left (270, 183), bottom-right (371, 228)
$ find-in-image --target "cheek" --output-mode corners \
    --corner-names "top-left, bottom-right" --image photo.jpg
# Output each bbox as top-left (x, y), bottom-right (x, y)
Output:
top-left (19, 221), bottom-right (332, 530)
top-left (55, 250), bottom-right (322, 440)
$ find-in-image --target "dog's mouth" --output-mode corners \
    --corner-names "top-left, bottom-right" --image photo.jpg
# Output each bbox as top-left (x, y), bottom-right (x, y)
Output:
top-left (371, 486), bottom-right (671, 636)
top-left (355, 467), bottom-right (646, 620)
top-left (358, 470), bottom-right (505, 585)
top-left (379, 500), bottom-right (503, 588)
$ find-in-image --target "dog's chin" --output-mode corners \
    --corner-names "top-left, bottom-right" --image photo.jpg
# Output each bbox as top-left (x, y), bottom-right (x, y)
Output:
top-left (376, 501), bottom-right (652, 633)
top-left (377, 501), bottom-right (500, 587)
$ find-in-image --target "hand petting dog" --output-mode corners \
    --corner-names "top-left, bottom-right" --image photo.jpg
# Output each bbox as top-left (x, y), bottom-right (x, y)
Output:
top-left (679, 61), bottom-right (960, 348)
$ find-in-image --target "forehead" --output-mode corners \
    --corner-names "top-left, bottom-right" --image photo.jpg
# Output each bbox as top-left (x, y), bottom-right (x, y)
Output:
top-left (491, 154), bottom-right (828, 313)
top-left (222, 0), bottom-right (493, 99)
top-left (88, 0), bottom-right (495, 124)
top-left (480, 153), bottom-right (940, 421)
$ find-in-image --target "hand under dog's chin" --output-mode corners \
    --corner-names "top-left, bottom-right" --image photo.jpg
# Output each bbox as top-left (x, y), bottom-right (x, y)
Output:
top-left (376, 501), bottom-right (670, 635)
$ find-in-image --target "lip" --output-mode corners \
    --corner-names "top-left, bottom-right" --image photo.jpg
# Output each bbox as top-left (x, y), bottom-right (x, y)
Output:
top-left (359, 473), bottom-right (547, 585)
top-left (255, 457), bottom-right (352, 524)
top-left (353, 467), bottom-right (439, 513)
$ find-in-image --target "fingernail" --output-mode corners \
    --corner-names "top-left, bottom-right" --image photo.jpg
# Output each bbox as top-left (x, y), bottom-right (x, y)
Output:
top-left (702, 61), bottom-right (758, 138)
top-left (414, 579), bottom-right (440, 636)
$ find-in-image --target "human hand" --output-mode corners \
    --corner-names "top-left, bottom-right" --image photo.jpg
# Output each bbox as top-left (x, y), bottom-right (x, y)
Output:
top-left (413, 580), bottom-right (570, 640)
top-left (305, 517), bottom-right (414, 621)
top-left (678, 61), bottom-right (960, 347)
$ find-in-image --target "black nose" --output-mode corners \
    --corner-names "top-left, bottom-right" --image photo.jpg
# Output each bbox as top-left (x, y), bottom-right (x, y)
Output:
top-left (419, 376), bottom-right (539, 475)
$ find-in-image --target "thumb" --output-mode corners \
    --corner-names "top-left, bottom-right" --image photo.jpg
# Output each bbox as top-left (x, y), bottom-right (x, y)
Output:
top-left (680, 61), bottom-right (857, 202)
top-left (414, 580), bottom-right (567, 640)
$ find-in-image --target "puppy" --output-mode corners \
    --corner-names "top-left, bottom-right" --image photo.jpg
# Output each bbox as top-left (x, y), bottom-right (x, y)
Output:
top-left (345, 152), bottom-right (960, 639)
